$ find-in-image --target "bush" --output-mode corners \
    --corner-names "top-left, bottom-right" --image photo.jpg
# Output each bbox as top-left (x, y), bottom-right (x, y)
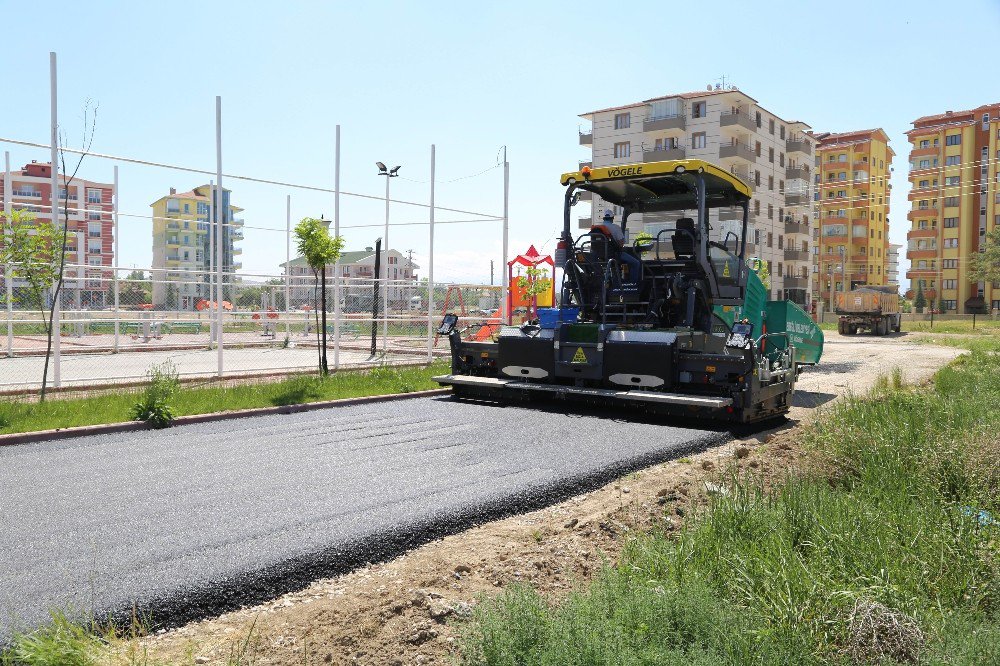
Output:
top-left (130, 361), bottom-right (179, 429)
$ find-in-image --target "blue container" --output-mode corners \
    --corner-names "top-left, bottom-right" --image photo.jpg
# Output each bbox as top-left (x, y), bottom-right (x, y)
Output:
top-left (538, 307), bottom-right (579, 329)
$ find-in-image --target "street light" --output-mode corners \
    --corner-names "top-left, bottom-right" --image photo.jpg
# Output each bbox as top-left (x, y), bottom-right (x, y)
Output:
top-left (376, 162), bottom-right (400, 356)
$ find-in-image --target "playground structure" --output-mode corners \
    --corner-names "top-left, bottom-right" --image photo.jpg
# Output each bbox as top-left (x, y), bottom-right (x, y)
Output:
top-left (507, 245), bottom-right (555, 322)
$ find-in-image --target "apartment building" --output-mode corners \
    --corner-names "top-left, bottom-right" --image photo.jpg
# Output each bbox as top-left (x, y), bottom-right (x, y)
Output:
top-left (809, 129), bottom-right (894, 308)
top-left (0, 161), bottom-right (114, 307)
top-left (149, 185), bottom-right (244, 309)
top-left (906, 103), bottom-right (1000, 313)
top-left (887, 243), bottom-right (902, 287)
top-left (579, 86), bottom-right (816, 305)
top-left (281, 247), bottom-right (418, 310)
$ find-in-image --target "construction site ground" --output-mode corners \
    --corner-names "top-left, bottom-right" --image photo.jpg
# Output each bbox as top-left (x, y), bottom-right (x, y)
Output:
top-left (133, 332), bottom-right (963, 666)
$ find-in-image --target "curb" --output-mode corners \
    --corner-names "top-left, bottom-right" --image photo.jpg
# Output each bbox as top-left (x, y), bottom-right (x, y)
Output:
top-left (0, 388), bottom-right (451, 448)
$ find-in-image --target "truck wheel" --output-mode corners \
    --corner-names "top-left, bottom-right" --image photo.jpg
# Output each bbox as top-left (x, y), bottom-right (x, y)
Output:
top-left (875, 319), bottom-right (885, 336)
top-left (838, 320), bottom-right (846, 335)
top-left (893, 317), bottom-right (901, 333)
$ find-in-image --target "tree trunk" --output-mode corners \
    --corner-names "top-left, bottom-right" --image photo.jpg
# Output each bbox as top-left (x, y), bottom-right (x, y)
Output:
top-left (320, 269), bottom-right (329, 375)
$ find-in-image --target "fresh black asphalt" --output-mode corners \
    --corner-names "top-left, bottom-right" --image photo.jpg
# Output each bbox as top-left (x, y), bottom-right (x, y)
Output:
top-left (0, 394), bottom-right (727, 640)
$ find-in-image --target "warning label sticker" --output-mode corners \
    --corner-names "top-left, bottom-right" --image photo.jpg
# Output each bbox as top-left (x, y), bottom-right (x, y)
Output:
top-left (571, 347), bottom-right (588, 364)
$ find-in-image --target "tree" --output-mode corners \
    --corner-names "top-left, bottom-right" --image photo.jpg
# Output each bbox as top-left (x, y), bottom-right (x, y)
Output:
top-left (294, 217), bottom-right (344, 375)
top-left (516, 266), bottom-right (552, 319)
top-left (121, 270), bottom-right (152, 306)
top-left (914, 283), bottom-right (926, 313)
top-left (970, 227), bottom-right (1000, 285)
top-left (0, 210), bottom-right (65, 366)
top-left (236, 286), bottom-right (263, 309)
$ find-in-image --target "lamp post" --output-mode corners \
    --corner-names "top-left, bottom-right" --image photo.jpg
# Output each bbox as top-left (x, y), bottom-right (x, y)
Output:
top-left (376, 162), bottom-right (400, 357)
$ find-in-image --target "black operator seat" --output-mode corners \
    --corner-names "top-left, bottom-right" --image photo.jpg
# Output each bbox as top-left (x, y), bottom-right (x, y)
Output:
top-left (672, 217), bottom-right (696, 260)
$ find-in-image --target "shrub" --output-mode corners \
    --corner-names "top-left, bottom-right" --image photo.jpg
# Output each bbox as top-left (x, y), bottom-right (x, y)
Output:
top-left (130, 361), bottom-right (179, 429)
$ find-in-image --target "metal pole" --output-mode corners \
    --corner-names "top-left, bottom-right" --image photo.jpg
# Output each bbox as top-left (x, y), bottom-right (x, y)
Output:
top-left (382, 175), bottom-right (389, 356)
top-left (50, 52), bottom-right (61, 388)
top-left (215, 96), bottom-right (224, 378)
top-left (113, 165), bottom-right (120, 352)
top-left (501, 150), bottom-right (509, 323)
top-left (285, 193), bottom-right (291, 342)
top-left (426, 144), bottom-right (435, 363)
top-left (4, 151), bottom-right (13, 358)
top-left (333, 124), bottom-right (342, 370)
top-left (208, 178), bottom-right (215, 345)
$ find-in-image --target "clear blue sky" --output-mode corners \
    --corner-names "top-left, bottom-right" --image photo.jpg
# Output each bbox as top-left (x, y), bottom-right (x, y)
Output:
top-left (3, 0), bottom-right (998, 286)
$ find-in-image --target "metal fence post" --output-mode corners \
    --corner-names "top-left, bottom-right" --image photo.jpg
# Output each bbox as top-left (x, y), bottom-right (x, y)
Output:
top-left (4, 151), bottom-right (13, 358)
top-left (215, 96), bottom-right (224, 378)
top-left (285, 193), bottom-right (291, 343)
top-left (113, 165), bottom-right (120, 353)
top-left (501, 151), bottom-right (509, 324)
top-left (333, 124), bottom-right (341, 370)
top-left (50, 51), bottom-right (62, 388)
top-left (427, 144), bottom-right (435, 363)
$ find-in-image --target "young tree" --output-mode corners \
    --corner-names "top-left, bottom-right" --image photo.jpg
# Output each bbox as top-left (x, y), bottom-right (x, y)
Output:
top-left (294, 217), bottom-right (344, 375)
top-left (970, 227), bottom-right (1000, 285)
top-left (0, 210), bottom-right (65, 386)
top-left (913, 283), bottom-right (926, 313)
top-left (516, 266), bottom-right (552, 319)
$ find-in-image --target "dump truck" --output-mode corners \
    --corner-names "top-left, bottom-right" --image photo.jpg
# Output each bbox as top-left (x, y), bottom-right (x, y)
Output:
top-left (835, 286), bottom-right (900, 335)
top-left (434, 159), bottom-right (823, 424)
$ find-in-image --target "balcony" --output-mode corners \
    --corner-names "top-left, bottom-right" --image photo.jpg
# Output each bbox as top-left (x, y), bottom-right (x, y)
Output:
top-left (718, 208), bottom-right (746, 221)
top-left (166, 222), bottom-right (180, 231)
top-left (578, 216), bottom-right (592, 229)
top-left (643, 115), bottom-right (686, 133)
top-left (785, 193), bottom-right (808, 206)
top-left (719, 142), bottom-right (755, 162)
top-left (782, 276), bottom-right (809, 289)
top-left (785, 220), bottom-right (809, 235)
top-left (719, 111), bottom-right (754, 132)
top-left (232, 262), bottom-right (242, 270)
top-left (231, 230), bottom-right (244, 240)
top-left (786, 138), bottom-right (812, 155)
top-left (579, 131), bottom-right (592, 146)
top-left (907, 207), bottom-right (938, 220)
top-left (910, 145), bottom-right (939, 157)
top-left (643, 147), bottom-right (686, 162)
top-left (166, 239), bottom-right (180, 247)
top-left (165, 210), bottom-right (181, 217)
top-left (907, 227), bottom-right (938, 239)
top-left (232, 247), bottom-right (243, 255)
top-left (577, 190), bottom-right (593, 201)
top-left (852, 159), bottom-right (870, 169)
top-left (784, 249), bottom-right (809, 262)
top-left (231, 217), bottom-right (245, 227)
top-left (786, 165), bottom-right (809, 180)
top-left (823, 234), bottom-right (849, 244)
top-left (166, 255), bottom-right (181, 262)
top-left (908, 249), bottom-right (938, 260)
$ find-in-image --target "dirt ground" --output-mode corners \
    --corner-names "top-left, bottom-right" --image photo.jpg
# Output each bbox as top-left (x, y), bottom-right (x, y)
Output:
top-left (132, 333), bottom-right (963, 666)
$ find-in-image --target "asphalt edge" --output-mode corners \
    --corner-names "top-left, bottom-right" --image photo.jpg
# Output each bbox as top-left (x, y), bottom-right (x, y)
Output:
top-left (0, 388), bottom-right (451, 448)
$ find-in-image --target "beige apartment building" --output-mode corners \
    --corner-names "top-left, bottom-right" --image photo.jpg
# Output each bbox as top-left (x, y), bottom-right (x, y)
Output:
top-left (579, 86), bottom-right (816, 305)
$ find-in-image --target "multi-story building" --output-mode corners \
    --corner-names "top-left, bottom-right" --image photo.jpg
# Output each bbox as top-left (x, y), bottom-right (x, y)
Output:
top-left (149, 185), bottom-right (244, 310)
top-left (887, 243), bottom-right (902, 288)
top-left (809, 129), bottom-right (894, 308)
top-left (906, 103), bottom-right (1000, 313)
top-left (579, 86), bottom-right (816, 305)
top-left (0, 161), bottom-right (115, 307)
top-left (281, 247), bottom-right (418, 310)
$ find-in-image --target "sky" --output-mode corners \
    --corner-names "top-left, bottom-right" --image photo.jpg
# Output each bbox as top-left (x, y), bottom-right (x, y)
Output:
top-left (2, 0), bottom-right (999, 288)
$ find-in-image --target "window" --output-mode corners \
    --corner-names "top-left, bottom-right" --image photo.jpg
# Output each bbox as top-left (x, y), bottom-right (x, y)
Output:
top-left (613, 142), bottom-right (631, 158)
top-left (691, 102), bottom-right (706, 118)
top-left (983, 113), bottom-right (990, 130)
top-left (86, 188), bottom-right (101, 204)
top-left (692, 132), bottom-right (706, 149)
top-left (838, 153), bottom-right (847, 163)
top-left (166, 199), bottom-right (180, 213)
top-left (780, 125), bottom-right (786, 139)
top-left (943, 259), bottom-right (958, 268)
top-left (197, 202), bottom-right (209, 215)
top-left (754, 170), bottom-right (761, 186)
top-left (767, 232), bottom-right (773, 247)
top-left (87, 206), bottom-right (101, 221)
top-left (943, 217), bottom-right (958, 228)
top-left (767, 204), bottom-right (774, 220)
top-left (779, 179), bottom-right (785, 193)
top-left (945, 133), bottom-right (961, 146)
top-left (753, 200), bottom-right (760, 215)
top-left (944, 238), bottom-right (959, 248)
top-left (944, 196), bottom-right (959, 207)
top-left (755, 111), bottom-right (761, 128)
top-left (768, 147), bottom-right (774, 163)
top-left (945, 155), bottom-right (960, 166)
top-left (768, 175), bottom-right (774, 191)
top-left (768, 119), bottom-right (775, 134)
top-left (945, 176), bottom-right (960, 186)
top-left (614, 112), bottom-right (630, 129)
top-left (754, 141), bottom-right (761, 157)
top-left (779, 152), bottom-right (785, 167)
top-left (942, 279), bottom-right (958, 290)
top-left (88, 222), bottom-right (101, 238)
top-left (777, 234), bottom-right (784, 249)
top-left (183, 203), bottom-right (190, 213)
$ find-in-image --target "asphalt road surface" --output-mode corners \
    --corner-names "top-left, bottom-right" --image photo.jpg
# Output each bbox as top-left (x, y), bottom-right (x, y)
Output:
top-left (0, 395), bottom-right (725, 640)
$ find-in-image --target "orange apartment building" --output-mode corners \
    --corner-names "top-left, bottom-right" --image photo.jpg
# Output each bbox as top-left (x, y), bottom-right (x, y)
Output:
top-left (906, 103), bottom-right (1000, 313)
top-left (1, 161), bottom-right (115, 307)
top-left (809, 129), bottom-right (894, 310)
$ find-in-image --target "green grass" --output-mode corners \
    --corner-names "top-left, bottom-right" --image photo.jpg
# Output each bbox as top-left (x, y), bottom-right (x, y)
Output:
top-left (819, 318), bottom-right (1000, 335)
top-left (461, 343), bottom-right (1000, 664)
top-left (0, 362), bottom-right (448, 436)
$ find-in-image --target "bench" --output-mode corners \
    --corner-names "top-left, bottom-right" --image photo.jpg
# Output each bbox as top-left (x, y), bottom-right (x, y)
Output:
top-left (165, 322), bottom-right (203, 334)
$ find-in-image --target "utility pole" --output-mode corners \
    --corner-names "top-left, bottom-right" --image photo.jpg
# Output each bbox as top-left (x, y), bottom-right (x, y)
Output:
top-left (490, 260), bottom-right (494, 286)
